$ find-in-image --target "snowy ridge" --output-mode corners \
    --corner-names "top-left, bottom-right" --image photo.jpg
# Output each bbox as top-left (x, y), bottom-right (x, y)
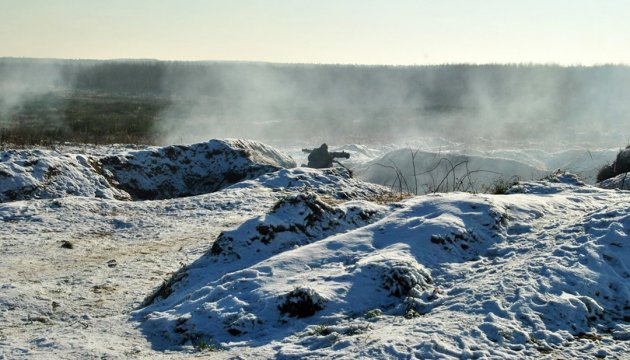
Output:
top-left (1, 139), bottom-right (629, 359)
top-left (135, 175), bottom-right (629, 358)
top-left (208, 192), bottom-right (388, 265)
top-left (599, 172), bottom-right (630, 190)
top-left (0, 149), bottom-right (130, 202)
top-left (0, 139), bottom-right (296, 203)
top-left (507, 171), bottom-right (587, 194)
top-left (469, 147), bottom-right (618, 184)
top-left (230, 167), bottom-right (392, 201)
top-left (137, 192), bottom-right (508, 349)
top-left (98, 139), bottom-right (297, 200)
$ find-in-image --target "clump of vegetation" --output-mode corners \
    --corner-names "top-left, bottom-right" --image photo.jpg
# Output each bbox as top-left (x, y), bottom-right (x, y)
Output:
top-left (483, 176), bottom-right (520, 194)
top-left (597, 163), bottom-right (615, 182)
top-left (140, 266), bottom-right (188, 307)
top-left (370, 191), bottom-right (414, 204)
top-left (193, 338), bottom-right (222, 352)
top-left (364, 308), bottom-right (383, 319)
top-left (278, 287), bottom-right (326, 318)
top-left (312, 324), bottom-right (332, 336)
top-left (60, 240), bottom-right (74, 249)
top-left (374, 149), bottom-right (506, 196)
top-left (404, 308), bottom-right (422, 319)
top-left (378, 260), bottom-right (433, 298)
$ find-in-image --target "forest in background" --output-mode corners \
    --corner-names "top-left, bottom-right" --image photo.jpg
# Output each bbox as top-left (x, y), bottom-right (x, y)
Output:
top-left (1, 58), bottom-right (629, 145)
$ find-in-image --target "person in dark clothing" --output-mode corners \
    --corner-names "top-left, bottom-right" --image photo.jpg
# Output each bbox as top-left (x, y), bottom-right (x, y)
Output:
top-left (597, 145), bottom-right (630, 182)
top-left (307, 144), bottom-right (333, 168)
top-left (614, 146), bottom-right (630, 175)
top-left (303, 143), bottom-right (350, 168)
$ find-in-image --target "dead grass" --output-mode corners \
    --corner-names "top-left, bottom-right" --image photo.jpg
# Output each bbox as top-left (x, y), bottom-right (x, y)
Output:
top-left (369, 191), bottom-right (414, 204)
top-left (0, 91), bottom-right (168, 146)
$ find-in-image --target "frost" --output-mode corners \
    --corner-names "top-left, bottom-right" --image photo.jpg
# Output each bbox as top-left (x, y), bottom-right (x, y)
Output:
top-left (2, 140), bottom-right (629, 359)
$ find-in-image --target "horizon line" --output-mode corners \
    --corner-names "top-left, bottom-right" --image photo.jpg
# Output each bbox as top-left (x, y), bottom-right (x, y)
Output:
top-left (1, 56), bottom-right (629, 68)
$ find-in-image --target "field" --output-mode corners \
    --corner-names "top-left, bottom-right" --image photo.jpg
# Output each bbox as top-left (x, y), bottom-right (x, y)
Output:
top-left (3, 59), bottom-right (630, 146)
top-left (0, 139), bottom-right (629, 359)
top-left (1, 60), bottom-right (629, 359)
top-left (0, 91), bottom-right (169, 146)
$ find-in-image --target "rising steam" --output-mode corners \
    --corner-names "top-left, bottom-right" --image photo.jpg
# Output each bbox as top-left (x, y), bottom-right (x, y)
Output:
top-left (1, 59), bottom-right (629, 148)
top-left (153, 63), bottom-right (630, 147)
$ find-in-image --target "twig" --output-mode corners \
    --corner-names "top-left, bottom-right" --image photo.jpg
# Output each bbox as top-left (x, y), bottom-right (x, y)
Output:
top-left (68, 320), bottom-right (89, 329)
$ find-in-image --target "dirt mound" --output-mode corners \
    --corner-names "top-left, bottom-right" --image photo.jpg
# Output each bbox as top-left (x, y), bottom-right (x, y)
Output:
top-left (0, 149), bottom-right (130, 202)
top-left (136, 194), bottom-right (508, 347)
top-left (95, 139), bottom-right (296, 200)
top-left (209, 192), bottom-right (386, 264)
top-left (1, 139), bottom-right (296, 202)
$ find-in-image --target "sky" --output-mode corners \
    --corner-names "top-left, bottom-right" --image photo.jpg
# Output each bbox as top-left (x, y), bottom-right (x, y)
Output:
top-left (1, 0), bottom-right (629, 65)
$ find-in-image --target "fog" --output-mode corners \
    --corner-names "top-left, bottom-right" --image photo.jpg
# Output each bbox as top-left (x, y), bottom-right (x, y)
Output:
top-left (0, 59), bottom-right (69, 126)
top-left (154, 63), bottom-right (630, 148)
top-left (1, 59), bottom-right (630, 149)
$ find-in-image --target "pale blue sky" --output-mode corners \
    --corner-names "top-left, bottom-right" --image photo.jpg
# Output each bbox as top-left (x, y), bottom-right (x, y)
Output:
top-left (1, 0), bottom-right (628, 64)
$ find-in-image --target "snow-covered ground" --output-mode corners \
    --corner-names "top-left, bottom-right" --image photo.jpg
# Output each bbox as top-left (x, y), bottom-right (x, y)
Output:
top-left (1, 139), bottom-right (629, 359)
top-left (287, 139), bottom-right (620, 191)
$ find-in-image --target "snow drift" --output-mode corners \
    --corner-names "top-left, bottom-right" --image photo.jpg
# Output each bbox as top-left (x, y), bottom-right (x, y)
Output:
top-left (0, 149), bottom-right (130, 202)
top-left (2, 138), bottom-right (628, 359)
top-left (137, 174), bottom-right (630, 358)
top-left (599, 172), bottom-right (630, 190)
top-left (98, 139), bottom-right (296, 200)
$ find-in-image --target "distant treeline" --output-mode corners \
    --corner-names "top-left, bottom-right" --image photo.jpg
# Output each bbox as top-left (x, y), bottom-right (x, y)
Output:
top-left (2, 58), bottom-right (629, 100)
top-left (1, 58), bottom-right (630, 145)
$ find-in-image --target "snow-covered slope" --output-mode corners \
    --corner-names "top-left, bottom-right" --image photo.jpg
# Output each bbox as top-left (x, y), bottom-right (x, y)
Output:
top-left (135, 173), bottom-right (629, 359)
top-left (99, 139), bottom-right (297, 200)
top-left (0, 139), bottom-right (296, 203)
top-left (0, 149), bottom-right (130, 202)
top-left (231, 167), bottom-right (393, 201)
top-left (356, 148), bottom-right (546, 193)
top-left (469, 148), bottom-right (619, 184)
top-left (599, 172), bottom-right (630, 190)
top-left (0, 160), bottom-right (392, 359)
top-left (1, 141), bottom-right (629, 359)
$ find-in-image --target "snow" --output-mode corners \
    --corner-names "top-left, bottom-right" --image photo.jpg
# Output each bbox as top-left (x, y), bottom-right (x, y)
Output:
top-left (289, 140), bottom-right (620, 190)
top-left (231, 167), bottom-right (392, 201)
top-left (0, 149), bottom-right (130, 202)
top-left (599, 172), bottom-right (630, 190)
top-left (98, 138), bottom-right (297, 200)
top-left (0, 139), bottom-right (295, 203)
top-left (1, 139), bottom-right (629, 359)
top-left (356, 148), bottom-right (546, 193)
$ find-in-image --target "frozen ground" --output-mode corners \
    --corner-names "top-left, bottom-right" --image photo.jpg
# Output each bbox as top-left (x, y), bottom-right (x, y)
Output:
top-left (1, 139), bottom-right (629, 359)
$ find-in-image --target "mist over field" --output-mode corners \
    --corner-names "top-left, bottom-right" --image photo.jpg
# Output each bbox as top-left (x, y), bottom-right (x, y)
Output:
top-left (5, 1), bottom-right (630, 358)
top-left (2, 58), bottom-right (630, 147)
top-left (2, 60), bottom-right (630, 359)
top-left (0, 60), bottom-right (66, 120)
top-left (156, 63), bottom-right (630, 147)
